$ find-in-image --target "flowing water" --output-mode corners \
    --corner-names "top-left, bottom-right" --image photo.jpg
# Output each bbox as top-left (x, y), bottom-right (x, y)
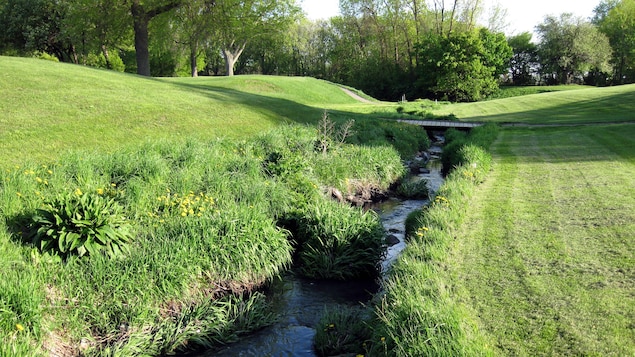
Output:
top-left (197, 155), bottom-right (444, 357)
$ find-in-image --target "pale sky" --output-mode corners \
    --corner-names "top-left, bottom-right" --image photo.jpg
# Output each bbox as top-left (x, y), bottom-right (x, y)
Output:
top-left (300, 0), bottom-right (601, 36)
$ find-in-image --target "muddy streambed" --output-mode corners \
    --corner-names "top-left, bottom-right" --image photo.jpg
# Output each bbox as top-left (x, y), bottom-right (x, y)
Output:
top-left (194, 152), bottom-right (444, 356)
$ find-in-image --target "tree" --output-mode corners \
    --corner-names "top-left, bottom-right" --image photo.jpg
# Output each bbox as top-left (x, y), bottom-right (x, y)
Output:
top-left (415, 28), bottom-right (512, 101)
top-left (213, 0), bottom-right (300, 76)
top-left (129, 0), bottom-right (181, 76)
top-left (536, 13), bottom-right (612, 84)
top-left (0, 0), bottom-right (71, 59)
top-left (507, 32), bottom-right (538, 85)
top-left (173, 0), bottom-right (215, 76)
top-left (596, 0), bottom-right (635, 84)
top-left (63, 0), bottom-right (131, 68)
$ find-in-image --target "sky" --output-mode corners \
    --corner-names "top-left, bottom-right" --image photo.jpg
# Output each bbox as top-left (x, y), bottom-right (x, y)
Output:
top-left (300, 0), bottom-right (601, 36)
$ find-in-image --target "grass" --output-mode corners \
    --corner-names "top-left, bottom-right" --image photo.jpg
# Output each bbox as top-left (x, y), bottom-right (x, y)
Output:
top-left (449, 124), bottom-right (635, 355)
top-left (487, 84), bottom-right (589, 100)
top-left (0, 56), bottom-right (389, 168)
top-left (430, 83), bottom-right (635, 124)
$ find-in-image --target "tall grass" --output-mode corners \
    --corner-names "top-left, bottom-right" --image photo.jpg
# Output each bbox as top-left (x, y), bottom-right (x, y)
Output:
top-left (0, 121), bottom-right (415, 355)
top-left (369, 124), bottom-right (499, 356)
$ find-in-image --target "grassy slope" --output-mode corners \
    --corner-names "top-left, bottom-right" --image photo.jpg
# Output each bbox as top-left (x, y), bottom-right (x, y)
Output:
top-left (432, 84), bottom-right (635, 124)
top-left (443, 84), bottom-right (635, 354)
top-left (0, 56), bottom-right (369, 168)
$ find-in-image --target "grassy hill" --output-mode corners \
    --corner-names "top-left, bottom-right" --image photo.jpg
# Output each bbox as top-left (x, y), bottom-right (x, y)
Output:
top-left (0, 56), bottom-right (373, 168)
top-left (431, 84), bottom-right (635, 124)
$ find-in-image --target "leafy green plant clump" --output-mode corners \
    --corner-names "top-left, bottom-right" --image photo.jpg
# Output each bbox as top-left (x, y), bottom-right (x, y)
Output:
top-left (29, 191), bottom-right (133, 259)
top-left (314, 305), bottom-right (374, 357)
top-left (295, 199), bottom-right (386, 280)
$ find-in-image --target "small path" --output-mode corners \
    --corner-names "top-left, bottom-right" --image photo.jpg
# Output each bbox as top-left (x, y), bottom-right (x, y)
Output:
top-left (340, 87), bottom-right (374, 104)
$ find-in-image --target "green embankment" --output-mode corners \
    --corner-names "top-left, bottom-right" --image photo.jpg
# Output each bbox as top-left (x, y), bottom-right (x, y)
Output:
top-left (432, 83), bottom-right (635, 124)
top-left (0, 56), bottom-right (375, 168)
top-left (451, 125), bottom-right (635, 355)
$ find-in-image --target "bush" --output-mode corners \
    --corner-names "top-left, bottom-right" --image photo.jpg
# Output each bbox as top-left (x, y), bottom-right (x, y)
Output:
top-left (396, 178), bottom-right (429, 199)
top-left (314, 305), bottom-right (372, 356)
top-left (296, 199), bottom-right (385, 280)
top-left (29, 191), bottom-right (133, 259)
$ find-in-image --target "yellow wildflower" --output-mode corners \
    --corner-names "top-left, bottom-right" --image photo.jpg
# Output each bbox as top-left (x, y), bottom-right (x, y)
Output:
top-left (96, 188), bottom-right (104, 195)
top-left (16, 323), bottom-right (24, 332)
top-left (35, 177), bottom-right (43, 183)
top-left (74, 188), bottom-right (83, 196)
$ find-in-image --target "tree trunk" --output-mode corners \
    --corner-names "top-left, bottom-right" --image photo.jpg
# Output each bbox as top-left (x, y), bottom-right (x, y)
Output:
top-left (190, 42), bottom-right (198, 77)
top-left (222, 42), bottom-right (246, 76)
top-left (131, 2), bottom-right (151, 76)
top-left (130, 0), bottom-right (181, 77)
top-left (101, 44), bottom-right (112, 70)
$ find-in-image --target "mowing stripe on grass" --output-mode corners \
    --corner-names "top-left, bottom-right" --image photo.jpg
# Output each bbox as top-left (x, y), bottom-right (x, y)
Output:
top-left (451, 125), bottom-right (635, 356)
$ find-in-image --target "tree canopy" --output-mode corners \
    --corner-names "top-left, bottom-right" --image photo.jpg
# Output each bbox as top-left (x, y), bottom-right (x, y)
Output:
top-left (3, 0), bottom-right (635, 101)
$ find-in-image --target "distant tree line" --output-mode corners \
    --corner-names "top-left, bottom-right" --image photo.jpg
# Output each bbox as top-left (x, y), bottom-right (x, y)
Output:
top-left (1, 0), bottom-right (634, 101)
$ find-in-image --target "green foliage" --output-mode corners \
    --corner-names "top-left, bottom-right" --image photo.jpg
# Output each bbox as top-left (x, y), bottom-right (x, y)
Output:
top-left (536, 14), bottom-right (612, 84)
top-left (415, 29), bottom-right (512, 102)
top-left (314, 305), bottom-right (372, 356)
top-left (295, 199), bottom-right (386, 280)
top-left (85, 52), bottom-right (126, 72)
top-left (29, 191), bottom-right (133, 259)
top-left (596, 0), bottom-right (635, 84)
top-left (507, 32), bottom-right (539, 85)
top-left (32, 51), bottom-right (59, 62)
top-left (396, 178), bottom-right (429, 199)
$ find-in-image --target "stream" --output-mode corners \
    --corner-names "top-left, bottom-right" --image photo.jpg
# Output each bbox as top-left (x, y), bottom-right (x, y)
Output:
top-left (198, 146), bottom-right (444, 357)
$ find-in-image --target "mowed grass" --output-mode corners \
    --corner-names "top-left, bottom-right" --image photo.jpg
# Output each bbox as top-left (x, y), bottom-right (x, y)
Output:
top-left (450, 124), bottom-right (635, 355)
top-left (0, 56), bottom-right (375, 168)
top-left (431, 84), bottom-right (635, 124)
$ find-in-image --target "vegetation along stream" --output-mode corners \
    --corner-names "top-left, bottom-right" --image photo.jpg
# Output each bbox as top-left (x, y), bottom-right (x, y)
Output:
top-left (195, 144), bottom-right (445, 357)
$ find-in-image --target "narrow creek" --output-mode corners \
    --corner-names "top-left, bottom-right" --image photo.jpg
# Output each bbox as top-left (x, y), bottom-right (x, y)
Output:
top-left (197, 143), bottom-right (445, 357)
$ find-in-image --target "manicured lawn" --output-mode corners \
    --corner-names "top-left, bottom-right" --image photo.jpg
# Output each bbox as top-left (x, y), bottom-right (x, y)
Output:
top-left (0, 56), bottom-right (382, 168)
top-left (450, 124), bottom-right (635, 355)
top-left (431, 84), bottom-right (635, 124)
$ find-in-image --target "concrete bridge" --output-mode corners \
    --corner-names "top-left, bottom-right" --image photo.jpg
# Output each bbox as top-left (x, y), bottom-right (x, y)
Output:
top-left (397, 119), bottom-right (484, 130)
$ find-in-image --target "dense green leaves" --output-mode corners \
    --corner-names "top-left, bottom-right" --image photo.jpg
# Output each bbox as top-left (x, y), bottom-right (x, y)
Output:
top-left (416, 29), bottom-right (512, 102)
top-left (29, 191), bottom-right (133, 259)
top-left (536, 13), bottom-right (613, 84)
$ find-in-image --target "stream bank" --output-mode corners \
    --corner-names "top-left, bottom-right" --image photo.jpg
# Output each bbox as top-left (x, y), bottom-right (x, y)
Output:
top-left (195, 142), bottom-right (444, 357)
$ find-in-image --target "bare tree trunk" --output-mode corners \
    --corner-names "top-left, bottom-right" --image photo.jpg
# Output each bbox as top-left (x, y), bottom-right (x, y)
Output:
top-left (190, 42), bottom-right (198, 77)
top-left (221, 42), bottom-right (246, 76)
top-left (130, 0), bottom-right (181, 77)
top-left (131, 2), bottom-right (151, 76)
top-left (101, 44), bottom-right (112, 70)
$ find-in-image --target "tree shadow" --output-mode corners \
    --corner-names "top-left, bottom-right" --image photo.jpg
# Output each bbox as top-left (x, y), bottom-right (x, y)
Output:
top-left (157, 78), bottom-right (387, 126)
top-left (4, 211), bottom-right (36, 247)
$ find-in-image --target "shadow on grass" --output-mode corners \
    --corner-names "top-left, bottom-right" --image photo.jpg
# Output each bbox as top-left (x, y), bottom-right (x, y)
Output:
top-left (467, 90), bottom-right (635, 125)
top-left (4, 212), bottom-right (35, 247)
top-left (159, 79), bottom-right (389, 126)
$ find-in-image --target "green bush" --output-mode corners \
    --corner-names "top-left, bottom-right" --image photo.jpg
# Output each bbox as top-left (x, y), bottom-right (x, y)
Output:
top-left (296, 199), bottom-right (385, 280)
top-left (396, 178), bottom-right (429, 199)
top-left (29, 191), bottom-right (133, 259)
top-left (314, 305), bottom-right (372, 356)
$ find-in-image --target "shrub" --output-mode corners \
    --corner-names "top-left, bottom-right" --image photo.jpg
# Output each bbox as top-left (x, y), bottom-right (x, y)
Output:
top-left (296, 199), bottom-right (385, 280)
top-left (396, 178), bottom-right (429, 199)
top-left (314, 305), bottom-right (372, 356)
top-left (29, 191), bottom-right (133, 259)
